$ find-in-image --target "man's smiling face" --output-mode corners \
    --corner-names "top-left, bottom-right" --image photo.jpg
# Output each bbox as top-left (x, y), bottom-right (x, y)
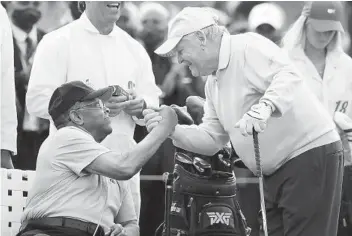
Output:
top-left (88, 1), bottom-right (123, 23)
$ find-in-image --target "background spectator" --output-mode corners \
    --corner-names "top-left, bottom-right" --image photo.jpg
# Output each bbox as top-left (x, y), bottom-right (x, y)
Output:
top-left (0, 4), bottom-right (17, 169)
top-left (116, 2), bottom-right (142, 41)
top-left (6, 1), bottom-right (49, 171)
top-left (281, 2), bottom-right (352, 235)
top-left (248, 2), bottom-right (286, 44)
top-left (37, 2), bottom-right (73, 32)
top-left (69, 1), bottom-right (82, 20)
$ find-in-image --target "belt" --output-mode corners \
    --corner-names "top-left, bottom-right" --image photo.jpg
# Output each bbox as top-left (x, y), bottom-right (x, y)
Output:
top-left (23, 217), bottom-right (104, 236)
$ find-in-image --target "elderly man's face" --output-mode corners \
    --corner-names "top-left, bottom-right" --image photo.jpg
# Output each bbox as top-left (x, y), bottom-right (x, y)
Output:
top-left (72, 99), bottom-right (112, 141)
top-left (8, 1), bottom-right (42, 31)
top-left (175, 34), bottom-right (214, 77)
top-left (86, 1), bottom-right (122, 24)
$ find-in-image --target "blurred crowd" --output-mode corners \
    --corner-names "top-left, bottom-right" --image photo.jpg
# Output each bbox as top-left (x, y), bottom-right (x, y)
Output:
top-left (1, 1), bottom-right (352, 236)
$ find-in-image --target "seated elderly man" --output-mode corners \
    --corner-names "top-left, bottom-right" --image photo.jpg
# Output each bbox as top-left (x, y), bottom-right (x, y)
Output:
top-left (17, 81), bottom-right (177, 236)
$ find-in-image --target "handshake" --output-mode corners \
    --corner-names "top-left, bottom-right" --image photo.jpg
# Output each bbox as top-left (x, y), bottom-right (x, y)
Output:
top-left (142, 105), bottom-right (179, 136)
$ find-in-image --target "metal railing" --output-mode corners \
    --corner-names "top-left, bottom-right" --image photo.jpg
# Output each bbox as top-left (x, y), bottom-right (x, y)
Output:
top-left (140, 174), bottom-right (259, 184)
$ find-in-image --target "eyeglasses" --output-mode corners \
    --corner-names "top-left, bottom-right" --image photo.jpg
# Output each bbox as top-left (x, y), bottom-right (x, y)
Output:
top-left (74, 99), bottom-right (108, 112)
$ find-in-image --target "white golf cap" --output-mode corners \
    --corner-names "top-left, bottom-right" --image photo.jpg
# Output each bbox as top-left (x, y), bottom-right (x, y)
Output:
top-left (248, 3), bottom-right (286, 31)
top-left (155, 7), bottom-right (218, 57)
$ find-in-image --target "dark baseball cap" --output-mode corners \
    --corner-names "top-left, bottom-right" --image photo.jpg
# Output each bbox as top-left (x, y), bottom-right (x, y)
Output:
top-left (48, 80), bottom-right (114, 121)
top-left (308, 1), bottom-right (344, 33)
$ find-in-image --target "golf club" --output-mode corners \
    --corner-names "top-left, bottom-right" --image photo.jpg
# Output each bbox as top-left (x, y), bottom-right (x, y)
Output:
top-left (193, 157), bottom-right (212, 176)
top-left (253, 129), bottom-right (268, 236)
top-left (175, 152), bottom-right (194, 173)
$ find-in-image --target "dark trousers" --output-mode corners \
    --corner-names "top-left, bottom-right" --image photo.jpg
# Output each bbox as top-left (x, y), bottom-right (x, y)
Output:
top-left (264, 141), bottom-right (344, 236)
top-left (14, 130), bottom-right (48, 170)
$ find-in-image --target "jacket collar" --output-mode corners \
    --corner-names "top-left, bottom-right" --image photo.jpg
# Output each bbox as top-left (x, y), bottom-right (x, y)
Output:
top-left (289, 47), bottom-right (341, 67)
top-left (217, 33), bottom-right (231, 72)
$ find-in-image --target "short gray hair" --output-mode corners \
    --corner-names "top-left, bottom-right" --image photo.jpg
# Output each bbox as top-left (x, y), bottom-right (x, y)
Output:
top-left (192, 24), bottom-right (228, 41)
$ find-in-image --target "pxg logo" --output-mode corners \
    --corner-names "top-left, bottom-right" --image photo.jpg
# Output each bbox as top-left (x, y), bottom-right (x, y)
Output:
top-left (207, 212), bottom-right (232, 225)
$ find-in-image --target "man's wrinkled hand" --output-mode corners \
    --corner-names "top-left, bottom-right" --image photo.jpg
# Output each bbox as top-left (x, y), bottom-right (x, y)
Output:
top-left (143, 109), bottom-right (162, 132)
top-left (106, 96), bottom-right (131, 117)
top-left (105, 223), bottom-right (126, 236)
top-left (1, 150), bottom-right (14, 169)
top-left (124, 97), bottom-right (146, 118)
top-left (170, 104), bottom-right (194, 125)
top-left (143, 106), bottom-right (178, 135)
top-left (158, 105), bottom-right (178, 135)
top-left (235, 103), bottom-right (272, 136)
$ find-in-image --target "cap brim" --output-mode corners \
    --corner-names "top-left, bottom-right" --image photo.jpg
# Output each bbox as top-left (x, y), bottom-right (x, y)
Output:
top-left (155, 36), bottom-right (183, 57)
top-left (309, 19), bottom-right (344, 33)
top-left (83, 86), bottom-right (114, 102)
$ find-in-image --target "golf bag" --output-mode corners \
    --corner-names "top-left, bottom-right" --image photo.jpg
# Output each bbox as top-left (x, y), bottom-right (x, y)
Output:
top-left (160, 152), bottom-right (251, 236)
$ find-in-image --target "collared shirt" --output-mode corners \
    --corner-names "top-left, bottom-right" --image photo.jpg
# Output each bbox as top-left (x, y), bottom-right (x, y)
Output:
top-left (288, 48), bottom-right (352, 118)
top-left (288, 47), bottom-right (352, 165)
top-left (21, 126), bottom-right (137, 233)
top-left (172, 32), bottom-right (339, 175)
top-left (0, 5), bottom-right (17, 154)
top-left (26, 12), bottom-right (161, 218)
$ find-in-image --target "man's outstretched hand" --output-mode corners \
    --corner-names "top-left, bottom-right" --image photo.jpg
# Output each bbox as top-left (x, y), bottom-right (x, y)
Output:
top-left (143, 105), bottom-right (178, 136)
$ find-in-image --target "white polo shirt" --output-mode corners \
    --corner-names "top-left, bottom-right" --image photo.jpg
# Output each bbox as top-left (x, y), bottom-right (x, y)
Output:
top-left (26, 12), bottom-right (162, 218)
top-left (171, 33), bottom-right (339, 175)
top-left (0, 5), bottom-right (17, 154)
top-left (21, 126), bottom-right (137, 233)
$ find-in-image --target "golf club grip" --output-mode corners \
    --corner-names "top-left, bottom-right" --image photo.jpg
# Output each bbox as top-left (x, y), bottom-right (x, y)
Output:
top-left (252, 129), bottom-right (269, 236)
top-left (252, 130), bottom-right (262, 177)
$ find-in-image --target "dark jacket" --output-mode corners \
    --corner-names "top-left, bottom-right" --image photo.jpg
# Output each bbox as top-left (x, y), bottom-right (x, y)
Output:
top-left (13, 29), bottom-right (48, 132)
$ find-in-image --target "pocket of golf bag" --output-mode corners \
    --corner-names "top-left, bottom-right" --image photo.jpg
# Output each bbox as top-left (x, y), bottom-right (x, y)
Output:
top-left (162, 191), bottom-right (189, 236)
top-left (188, 195), bottom-right (249, 236)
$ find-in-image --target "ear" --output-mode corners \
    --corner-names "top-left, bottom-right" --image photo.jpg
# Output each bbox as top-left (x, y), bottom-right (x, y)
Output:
top-left (69, 110), bottom-right (84, 126)
top-left (194, 31), bottom-right (207, 46)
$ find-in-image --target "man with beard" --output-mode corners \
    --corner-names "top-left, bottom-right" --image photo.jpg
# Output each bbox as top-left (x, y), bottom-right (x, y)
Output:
top-left (6, 1), bottom-right (49, 171)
